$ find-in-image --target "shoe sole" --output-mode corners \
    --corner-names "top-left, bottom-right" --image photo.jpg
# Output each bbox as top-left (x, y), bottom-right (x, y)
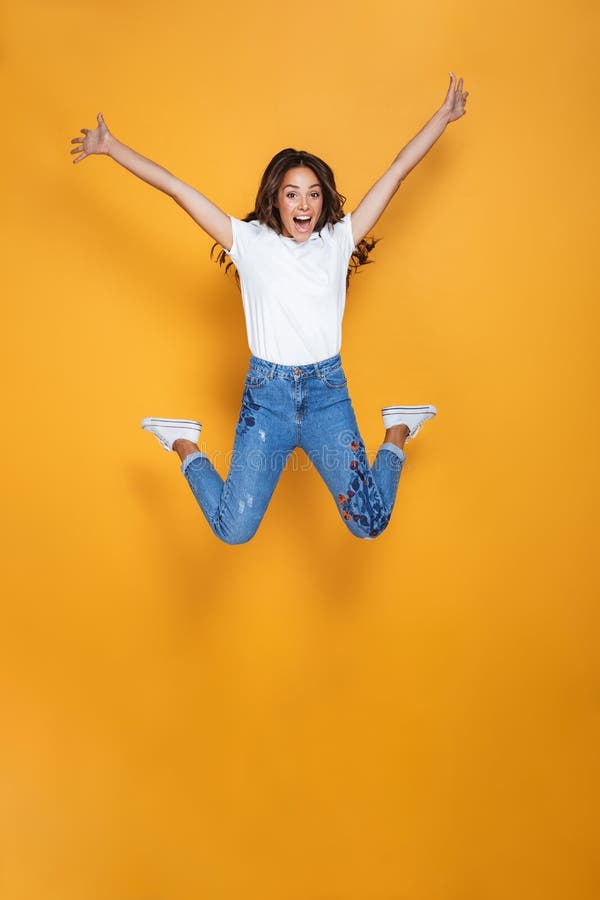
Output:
top-left (141, 417), bottom-right (202, 429)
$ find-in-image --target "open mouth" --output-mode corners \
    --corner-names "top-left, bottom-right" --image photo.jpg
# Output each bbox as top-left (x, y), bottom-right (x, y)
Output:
top-left (293, 216), bottom-right (312, 233)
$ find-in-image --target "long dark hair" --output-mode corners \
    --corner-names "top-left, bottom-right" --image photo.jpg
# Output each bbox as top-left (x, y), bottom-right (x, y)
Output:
top-left (211, 148), bottom-right (379, 289)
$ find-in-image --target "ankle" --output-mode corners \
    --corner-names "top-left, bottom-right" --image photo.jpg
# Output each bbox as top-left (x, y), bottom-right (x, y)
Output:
top-left (384, 424), bottom-right (410, 449)
top-left (173, 438), bottom-right (199, 461)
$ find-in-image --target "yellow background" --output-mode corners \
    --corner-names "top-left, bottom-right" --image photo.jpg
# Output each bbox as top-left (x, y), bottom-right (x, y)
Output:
top-left (2, 0), bottom-right (599, 897)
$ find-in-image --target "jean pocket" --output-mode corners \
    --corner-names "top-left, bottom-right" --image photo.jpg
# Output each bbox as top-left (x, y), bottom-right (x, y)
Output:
top-left (244, 368), bottom-right (269, 388)
top-left (320, 366), bottom-right (348, 389)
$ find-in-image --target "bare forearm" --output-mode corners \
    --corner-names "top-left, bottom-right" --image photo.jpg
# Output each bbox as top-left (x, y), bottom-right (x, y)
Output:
top-left (390, 108), bottom-right (451, 183)
top-left (105, 134), bottom-right (180, 197)
top-left (349, 76), bottom-right (468, 243)
top-left (71, 114), bottom-right (231, 245)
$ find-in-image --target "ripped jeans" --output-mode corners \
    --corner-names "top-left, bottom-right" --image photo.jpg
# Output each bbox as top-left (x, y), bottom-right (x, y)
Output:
top-left (181, 354), bottom-right (406, 544)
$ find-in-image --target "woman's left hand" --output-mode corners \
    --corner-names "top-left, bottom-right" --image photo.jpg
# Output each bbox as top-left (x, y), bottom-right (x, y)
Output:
top-left (441, 72), bottom-right (469, 123)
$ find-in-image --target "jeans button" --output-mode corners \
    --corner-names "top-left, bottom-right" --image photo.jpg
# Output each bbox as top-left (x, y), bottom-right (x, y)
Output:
top-left (293, 368), bottom-right (302, 375)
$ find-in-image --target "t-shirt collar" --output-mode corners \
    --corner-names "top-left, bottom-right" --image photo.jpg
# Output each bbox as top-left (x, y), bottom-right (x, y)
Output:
top-left (281, 230), bottom-right (321, 242)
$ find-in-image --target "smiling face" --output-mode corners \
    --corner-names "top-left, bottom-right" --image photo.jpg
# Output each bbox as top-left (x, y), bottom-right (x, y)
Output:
top-left (275, 166), bottom-right (324, 242)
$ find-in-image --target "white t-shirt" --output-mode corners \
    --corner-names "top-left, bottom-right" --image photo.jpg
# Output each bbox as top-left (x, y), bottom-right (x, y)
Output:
top-left (225, 212), bottom-right (356, 366)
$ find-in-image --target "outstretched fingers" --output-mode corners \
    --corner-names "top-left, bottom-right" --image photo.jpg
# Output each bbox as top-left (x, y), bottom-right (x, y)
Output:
top-left (446, 71), bottom-right (456, 101)
top-left (445, 71), bottom-right (469, 119)
top-left (69, 123), bottom-right (97, 163)
top-left (71, 136), bottom-right (89, 163)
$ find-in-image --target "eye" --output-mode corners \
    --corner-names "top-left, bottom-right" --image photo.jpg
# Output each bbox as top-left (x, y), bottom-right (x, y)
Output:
top-left (311, 192), bottom-right (321, 199)
top-left (286, 192), bottom-right (296, 199)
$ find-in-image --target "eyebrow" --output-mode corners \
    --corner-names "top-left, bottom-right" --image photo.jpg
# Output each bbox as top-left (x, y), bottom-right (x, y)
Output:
top-left (283, 184), bottom-right (321, 189)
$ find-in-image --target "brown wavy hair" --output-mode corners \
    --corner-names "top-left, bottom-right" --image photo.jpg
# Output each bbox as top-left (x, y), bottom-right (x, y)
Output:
top-left (210, 148), bottom-right (379, 290)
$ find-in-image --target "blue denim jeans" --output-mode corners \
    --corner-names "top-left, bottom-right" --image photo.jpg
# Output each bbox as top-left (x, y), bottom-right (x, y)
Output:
top-left (181, 354), bottom-right (405, 544)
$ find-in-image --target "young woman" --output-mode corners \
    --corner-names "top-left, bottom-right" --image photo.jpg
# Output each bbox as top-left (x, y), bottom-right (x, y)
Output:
top-left (71, 73), bottom-right (469, 544)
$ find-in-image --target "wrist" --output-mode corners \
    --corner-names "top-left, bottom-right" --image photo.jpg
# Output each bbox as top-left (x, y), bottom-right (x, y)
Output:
top-left (105, 133), bottom-right (119, 157)
top-left (434, 107), bottom-right (451, 128)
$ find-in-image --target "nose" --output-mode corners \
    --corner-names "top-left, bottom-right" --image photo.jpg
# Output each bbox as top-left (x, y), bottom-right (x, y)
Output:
top-left (298, 195), bottom-right (310, 210)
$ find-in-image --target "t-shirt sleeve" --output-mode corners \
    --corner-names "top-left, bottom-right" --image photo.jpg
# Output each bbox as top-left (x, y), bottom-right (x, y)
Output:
top-left (225, 215), bottom-right (260, 265)
top-left (339, 211), bottom-right (356, 262)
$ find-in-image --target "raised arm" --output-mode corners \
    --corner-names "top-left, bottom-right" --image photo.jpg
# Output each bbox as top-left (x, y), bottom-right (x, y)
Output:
top-left (350, 73), bottom-right (469, 247)
top-left (70, 113), bottom-right (233, 251)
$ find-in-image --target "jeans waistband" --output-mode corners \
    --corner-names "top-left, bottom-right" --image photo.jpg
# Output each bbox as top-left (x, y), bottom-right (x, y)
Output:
top-left (248, 353), bottom-right (343, 379)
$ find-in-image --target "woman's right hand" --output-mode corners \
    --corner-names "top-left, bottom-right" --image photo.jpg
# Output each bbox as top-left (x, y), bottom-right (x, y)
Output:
top-left (70, 112), bottom-right (112, 164)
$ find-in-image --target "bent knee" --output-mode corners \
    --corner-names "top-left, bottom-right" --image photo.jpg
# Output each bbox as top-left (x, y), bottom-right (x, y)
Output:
top-left (354, 524), bottom-right (389, 541)
top-left (344, 514), bottom-right (391, 540)
top-left (213, 520), bottom-right (260, 546)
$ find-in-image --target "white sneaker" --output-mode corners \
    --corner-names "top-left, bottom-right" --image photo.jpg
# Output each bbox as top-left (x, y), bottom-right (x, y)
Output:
top-left (141, 417), bottom-right (202, 451)
top-left (381, 405), bottom-right (437, 440)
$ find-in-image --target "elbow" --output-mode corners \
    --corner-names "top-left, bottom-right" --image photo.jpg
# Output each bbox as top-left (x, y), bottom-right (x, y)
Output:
top-left (168, 177), bottom-right (186, 204)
